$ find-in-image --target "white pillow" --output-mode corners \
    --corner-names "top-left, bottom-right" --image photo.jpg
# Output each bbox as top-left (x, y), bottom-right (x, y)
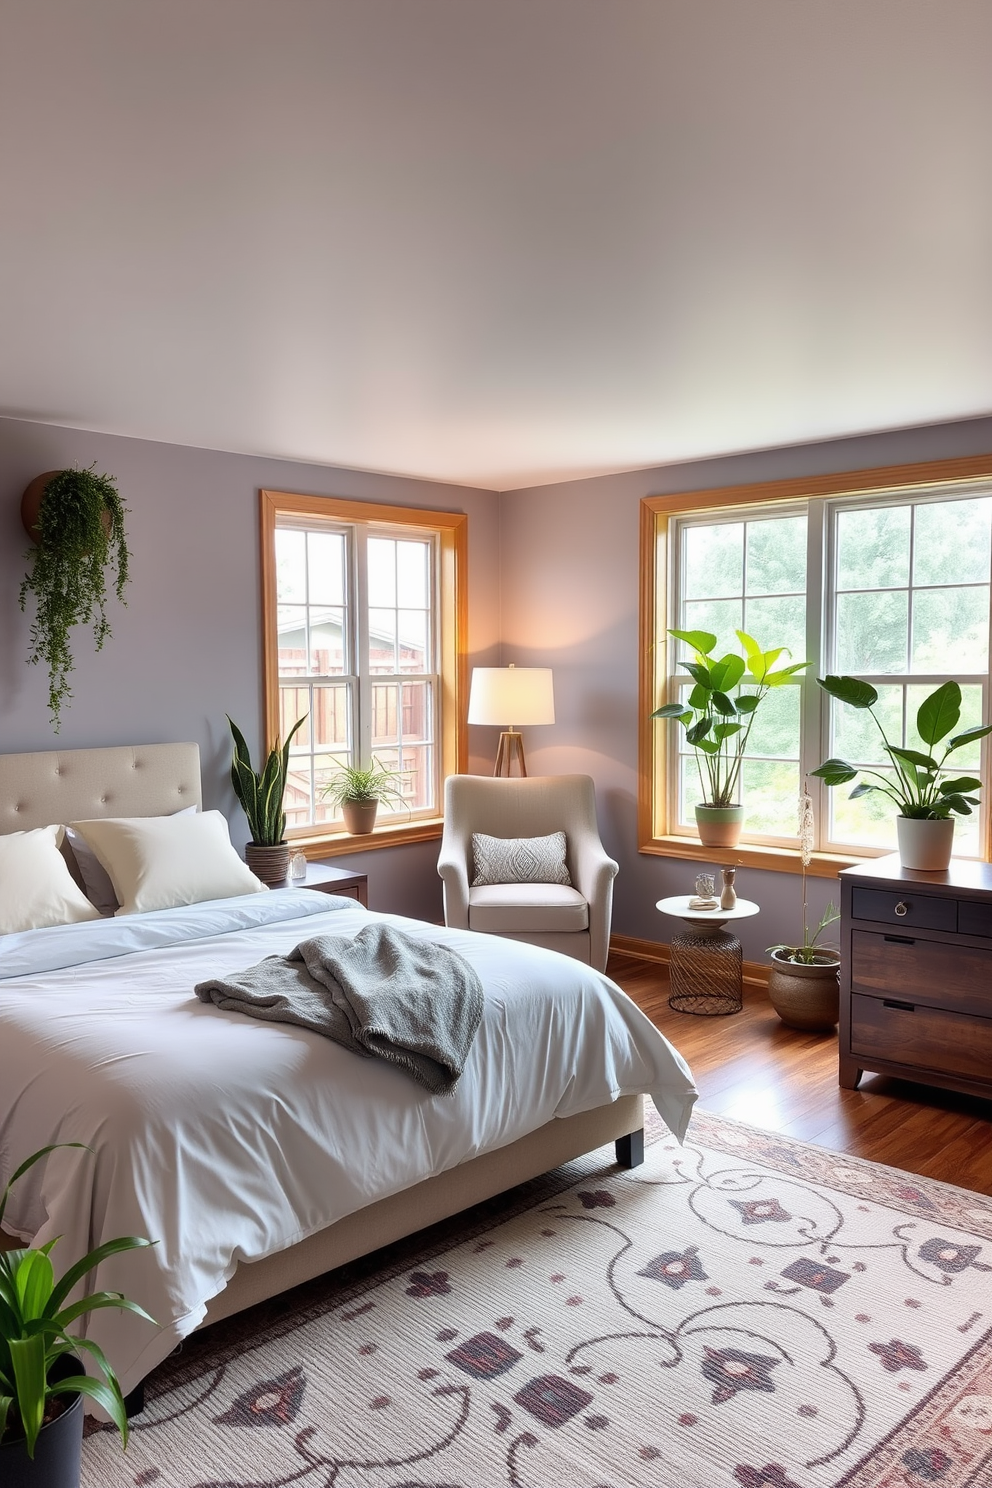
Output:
top-left (69, 811), bottom-right (266, 915)
top-left (0, 825), bottom-right (101, 934)
top-left (66, 805), bottom-right (199, 915)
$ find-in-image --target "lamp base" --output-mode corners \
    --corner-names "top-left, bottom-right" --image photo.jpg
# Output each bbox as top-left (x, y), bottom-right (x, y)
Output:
top-left (493, 730), bottom-right (527, 777)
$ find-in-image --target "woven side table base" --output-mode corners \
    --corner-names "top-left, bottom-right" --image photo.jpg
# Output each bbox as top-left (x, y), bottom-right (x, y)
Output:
top-left (668, 927), bottom-right (743, 1015)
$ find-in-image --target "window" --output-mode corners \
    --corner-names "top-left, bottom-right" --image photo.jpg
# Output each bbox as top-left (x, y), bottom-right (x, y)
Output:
top-left (640, 456), bottom-right (992, 872)
top-left (261, 490), bottom-right (467, 852)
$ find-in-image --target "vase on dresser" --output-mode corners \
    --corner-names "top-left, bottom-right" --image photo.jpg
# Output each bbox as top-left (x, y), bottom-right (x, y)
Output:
top-left (895, 816), bottom-right (955, 872)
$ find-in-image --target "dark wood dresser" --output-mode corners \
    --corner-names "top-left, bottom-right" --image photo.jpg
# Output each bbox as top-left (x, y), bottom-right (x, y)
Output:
top-left (839, 854), bottom-right (992, 1099)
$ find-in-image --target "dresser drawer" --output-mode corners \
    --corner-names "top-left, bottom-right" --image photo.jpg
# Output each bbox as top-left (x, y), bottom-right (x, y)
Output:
top-left (851, 993), bottom-right (992, 1082)
top-left (957, 900), bottom-right (992, 938)
top-left (850, 930), bottom-right (992, 1018)
top-left (851, 887), bottom-right (956, 932)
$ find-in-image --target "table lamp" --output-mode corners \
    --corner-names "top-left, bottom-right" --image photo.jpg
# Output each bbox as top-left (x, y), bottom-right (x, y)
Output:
top-left (468, 665), bottom-right (555, 776)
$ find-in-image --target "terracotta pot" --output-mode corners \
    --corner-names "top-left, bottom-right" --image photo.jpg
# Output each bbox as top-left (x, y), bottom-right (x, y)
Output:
top-left (767, 949), bottom-right (840, 1032)
top-left (694, 803), bottom-right (744, 848)
top-left (896, 816), bottom-right (954, 872)
top-left (0, 1355), bottom-right (84, 1488)
top-left (21, 472), bottom-right (112, 546)
top-left (245, 841), bottom-right (291, 886)
top-left (342, 799), bottom-right (379, 835)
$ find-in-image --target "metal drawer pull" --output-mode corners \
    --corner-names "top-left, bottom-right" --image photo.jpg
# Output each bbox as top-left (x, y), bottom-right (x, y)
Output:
top-left (883, 999), bottom-right (915, 1012)
top-left (884, 934), bottom-right (915, 945)
top-left (894, 901), bottom-right (909, 917)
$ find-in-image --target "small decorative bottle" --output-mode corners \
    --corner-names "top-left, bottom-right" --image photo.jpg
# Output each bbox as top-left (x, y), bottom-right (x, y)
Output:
top-left (720, 866), bottom-right (737, 910)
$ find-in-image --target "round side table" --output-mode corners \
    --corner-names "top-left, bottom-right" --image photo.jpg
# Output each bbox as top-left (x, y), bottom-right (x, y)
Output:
top-left (656, 896), bottom-right (760, 1016)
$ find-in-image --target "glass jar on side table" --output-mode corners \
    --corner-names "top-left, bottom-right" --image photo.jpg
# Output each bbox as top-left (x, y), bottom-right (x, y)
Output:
top-left (656, 895), bottom-right (760, 1015)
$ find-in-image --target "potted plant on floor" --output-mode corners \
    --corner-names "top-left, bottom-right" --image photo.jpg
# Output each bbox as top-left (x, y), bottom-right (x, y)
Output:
top-left (652, 628), bottom-right (810, 847)
top-left (812, 678), bottom-right (992, 871)
top-left (766, 784), bottom-right (841, 1031)
top-left (18, 467), bottom-right (131, 734)
top-left (321, 759), bottom-right (408, 835)
top-left (228, 714), bottom-right (308, 884)
top-left (0, 1144), bottom-right (154, 1488)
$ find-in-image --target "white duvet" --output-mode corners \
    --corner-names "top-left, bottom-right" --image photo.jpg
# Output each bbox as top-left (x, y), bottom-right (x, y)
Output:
top-left (0, 891), bottom-right (696, 1394)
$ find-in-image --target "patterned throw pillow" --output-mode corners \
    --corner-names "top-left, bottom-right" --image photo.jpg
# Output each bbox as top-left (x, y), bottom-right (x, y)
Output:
top-left (471, 831), bottom-right (571, 887)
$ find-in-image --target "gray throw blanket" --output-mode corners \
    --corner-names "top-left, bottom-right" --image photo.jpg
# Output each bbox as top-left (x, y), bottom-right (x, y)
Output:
top-left (194, 923), bottom-right (484, 1096)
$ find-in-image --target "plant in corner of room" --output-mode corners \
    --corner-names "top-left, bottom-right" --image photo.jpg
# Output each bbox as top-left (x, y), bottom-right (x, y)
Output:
top-left (652, 629), bottom-right (809, 843)
top-left (764, 783), bottom-right (841, 1032)
top-left (18, 466), bottom-right (131, 733)
top-left (0, 1144), bottom-right (154, 1467)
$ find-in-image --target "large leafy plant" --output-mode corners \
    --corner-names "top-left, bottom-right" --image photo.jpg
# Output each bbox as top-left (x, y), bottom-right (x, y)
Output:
top-left (19, 466), bottom-right (130, 733)
top-left (812, 678), bottom-right (992, 818)
top-left (228, 714), bottom-right (307, 845)
top-left (0, 1144), bottom-right (153, 1459)
top-left (652, 629), bottom-right (809, 808)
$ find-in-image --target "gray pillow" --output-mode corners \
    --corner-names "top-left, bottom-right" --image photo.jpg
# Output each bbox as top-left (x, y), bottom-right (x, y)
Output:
top-left (471, 830), bottom-right (571, 887)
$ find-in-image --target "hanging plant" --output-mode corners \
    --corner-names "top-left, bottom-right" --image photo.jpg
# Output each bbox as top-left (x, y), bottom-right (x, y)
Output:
top-left (18, 466), bottom-right (131, 732)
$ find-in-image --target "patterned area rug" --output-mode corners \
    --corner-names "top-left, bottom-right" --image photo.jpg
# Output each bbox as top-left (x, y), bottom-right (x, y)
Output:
top-left (82, 1111), bottom-right (992, 1488)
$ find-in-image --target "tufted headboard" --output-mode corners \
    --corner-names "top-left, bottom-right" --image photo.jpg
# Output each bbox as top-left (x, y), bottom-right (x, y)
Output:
top-left (0, 743), bottom-right (202, 834)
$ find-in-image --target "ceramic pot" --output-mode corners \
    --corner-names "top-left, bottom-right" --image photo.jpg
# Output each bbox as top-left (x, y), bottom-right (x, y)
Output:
top-left (245, 841), bottom-right (291, 886)
top-left (342, 799), bottom-right (378, 835)
top-left (694, 804), bottom-right (744, 848)
top-left (896, 816), bottom-right (954, 872)
top-left (767, 949), bottom-right (841, 1032)
top-left (0, 1355), bottom-right (84, 1488)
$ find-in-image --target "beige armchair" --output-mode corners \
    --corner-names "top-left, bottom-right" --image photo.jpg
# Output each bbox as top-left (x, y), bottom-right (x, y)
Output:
top-left (437, 774), bottom-right (619, 971)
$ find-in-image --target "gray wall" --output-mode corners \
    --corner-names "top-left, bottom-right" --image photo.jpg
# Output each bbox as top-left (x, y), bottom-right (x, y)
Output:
top-left (0, 417), bottom-right (501, 921)
top-left (499, 415), bottom-right (992, 962)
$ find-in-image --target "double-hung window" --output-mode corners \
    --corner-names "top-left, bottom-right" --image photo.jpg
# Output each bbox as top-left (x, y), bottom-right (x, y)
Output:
top-left (261, 490), bottom-right (467, 851)
top-left (640, 456), bottom-right (992, 870)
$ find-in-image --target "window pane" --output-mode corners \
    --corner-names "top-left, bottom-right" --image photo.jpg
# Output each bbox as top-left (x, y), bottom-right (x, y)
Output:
top-left (684, 523), bottom-right (743, 600)
top-left (835, 591), bottom-right (908, 673)
top-left (314, 751), bottom-right (351, 824)
top-left (831, 780), bottom-right (897, 850)
top-left (280, 687), bottom-right (311, 750)
top-left (311, 683), bottom-right (349, 749)
top-left (913, 498), bottom-right (992, 587)
top-left (307, 531), bottom-right (345, 605)
top-left (911, 586), bottom-right (989, 673)
top-left (369, 609), bottom-right (398, 672)
top-left (398, 609), bottom-right (428, 672)
top-left (397, 539), bottom-right (429, 607)
top-left (836, 506), bottom-right (910, 590)
top-left (746, 684), bottom-right (800, 760)
top-left (371, 682), bottom-right (400, 751)
top-left (309, 613), bottom-right (345, 675)
top-left (368, 538), bottom-right (396, 606)
top-left (277, 606), bottom-right (307, 675)
top-left (832, 686), bottom-right (903, 768)
top-left (743, 595), bottom-right (806, 660)
top-left (741, 759), bottom-right (801, 835)
top-left (681, 599), bottom-right (743, 661)
top-left (746, 515), bottom-right (806, 595)
top-left (275, 529), bottom-right (306, 602)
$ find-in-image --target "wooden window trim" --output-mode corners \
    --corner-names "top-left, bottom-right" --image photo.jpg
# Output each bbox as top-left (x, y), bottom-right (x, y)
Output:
top-left (260, 489), bottom-right (468, 854)
top-left (638, 453), bottom-right (992, 877)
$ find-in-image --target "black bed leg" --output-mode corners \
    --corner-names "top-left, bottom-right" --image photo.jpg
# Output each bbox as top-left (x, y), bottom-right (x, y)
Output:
top-left (123, 1381), bottom-right (145, 1419)
top-left (615, 1128), bottom-right (644, 1169)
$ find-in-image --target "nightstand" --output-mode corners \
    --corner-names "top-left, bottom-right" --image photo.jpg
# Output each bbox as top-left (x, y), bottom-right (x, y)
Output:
top-left (290, 861), bottom-right (369, 907)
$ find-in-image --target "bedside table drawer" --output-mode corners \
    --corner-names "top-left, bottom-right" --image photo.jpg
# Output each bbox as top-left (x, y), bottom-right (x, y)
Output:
top-left (851, 887), bottom-right (956, 932)
top-left (851, 994), bottom-right (992, 1083)
top-left (850, 931), bottom-right (992, 1018)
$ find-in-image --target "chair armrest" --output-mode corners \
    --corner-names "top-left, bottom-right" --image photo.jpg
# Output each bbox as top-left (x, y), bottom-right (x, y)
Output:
top-left (569, 828), bottom-right (619, 974)
top-left (437, 850), bottom-right (471, 928)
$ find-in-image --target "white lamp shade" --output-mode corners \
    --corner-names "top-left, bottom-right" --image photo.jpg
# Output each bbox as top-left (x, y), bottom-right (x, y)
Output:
top-left (468, 667), bottom-right (555, 727)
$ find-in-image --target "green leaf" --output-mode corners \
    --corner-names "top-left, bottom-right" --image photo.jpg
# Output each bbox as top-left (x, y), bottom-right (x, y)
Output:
top-left (695, 737), bottom-right (721, 755)
top-left (15, 1249), bottom-right (54, 1321)
top-left (734, 694), bottom-right (761, 715)
top-left (811, 758), bottom-right (859, 786)
top-left (708, 654), bottom-right (746, 693)
top-left (816, 675), bottom-right (878, 709)
top-left (947, 724), bottom-right (992, 751)
top-left (939, 794), bottom-right (972, 815)
top-left (48, 1370), bottom-right (130, 1447)
top-left (687, 682), bottom-right (710, 710)
top-left (709, 690), bottom-right (736, 716)
top-left (47, 1236), bottom-right (154, 1316)
top-left (764, 661), bottom-right (811, 686)
top-left (888, 747), bottom-right (939, 770)
top-left (681, 661), bottom-right (713, 689)
top-left (712, 722), bottom-right (742, 741)
top-left (916, 681), bottom-right (961, 747)
top-left (685, 718), bottom-right (712, 746)
top-left (9, 1333), bottom-right (46, 1456)
top-left (849, 781), bottom-right (881, 798)
top-left (54, 1291), bottom-right (156, 1330)
top-left (669, 628), bottom-right (716, 656)
top-left (651, 702), bottom-right (690, 720)
top-left (735, 629), bottom-right (762, 665)
top-left (938, 775), bottom-right (982, 794)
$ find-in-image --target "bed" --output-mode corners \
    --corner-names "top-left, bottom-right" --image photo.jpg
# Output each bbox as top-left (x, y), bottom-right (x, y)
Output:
top-left (0, 742), bottom-right (697, 1400)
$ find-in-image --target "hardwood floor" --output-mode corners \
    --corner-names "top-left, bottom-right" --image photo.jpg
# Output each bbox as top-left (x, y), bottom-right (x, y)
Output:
top-left (607, 950), bottom-right (992, 1197)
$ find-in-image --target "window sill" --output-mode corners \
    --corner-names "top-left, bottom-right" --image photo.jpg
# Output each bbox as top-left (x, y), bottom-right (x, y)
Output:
top-left (640, 834), bottom-right (869, 878)
top-left (290, 818), bottom-right (443, 858)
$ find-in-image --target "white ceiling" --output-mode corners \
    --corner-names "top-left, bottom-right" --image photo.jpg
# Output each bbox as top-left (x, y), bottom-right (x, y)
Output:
top-left (2, 1), bottom-right (991, 490)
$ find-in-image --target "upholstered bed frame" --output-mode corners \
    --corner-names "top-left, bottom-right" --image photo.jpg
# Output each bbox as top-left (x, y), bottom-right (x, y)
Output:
top-left (0, 742), bottom-right (643, 1338)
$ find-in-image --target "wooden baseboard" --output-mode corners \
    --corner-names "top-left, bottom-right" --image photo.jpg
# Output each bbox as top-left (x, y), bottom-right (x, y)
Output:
top-left (609, 932), bottom-right (770, 990)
